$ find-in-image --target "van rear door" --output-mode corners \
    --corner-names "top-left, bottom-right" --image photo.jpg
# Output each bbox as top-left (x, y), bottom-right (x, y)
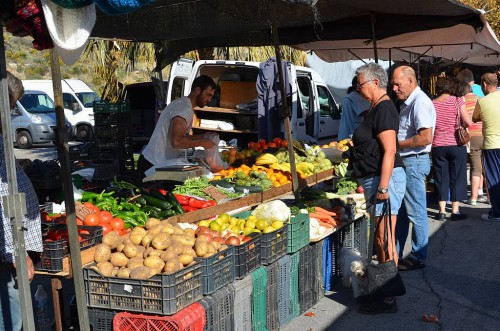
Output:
top-left (166, 58), bottom-right (195, 105)
top-left (315, 83), bottom-right (340, 141)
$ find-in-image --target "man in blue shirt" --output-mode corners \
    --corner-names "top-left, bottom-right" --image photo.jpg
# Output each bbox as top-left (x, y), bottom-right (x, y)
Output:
top-left (338, 76), bottom-right (370, 140)
top-left (392, 66), bottom-right (436, 271)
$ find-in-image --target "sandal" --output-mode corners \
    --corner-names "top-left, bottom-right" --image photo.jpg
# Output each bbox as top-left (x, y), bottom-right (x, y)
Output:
top-left (397, 257), bottom-right (425, 271)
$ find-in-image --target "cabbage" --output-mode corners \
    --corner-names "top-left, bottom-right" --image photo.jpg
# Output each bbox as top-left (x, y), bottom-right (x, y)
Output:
top-left (251, 200), bottom-right (291, 224)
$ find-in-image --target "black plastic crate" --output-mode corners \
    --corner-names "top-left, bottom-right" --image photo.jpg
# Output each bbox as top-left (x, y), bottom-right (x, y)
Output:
top-left (199, 246), bottom-right (235, 295)
top-left (299, 288), bottom-right (318, 314)
top-left (94, 111), bottom-right (130, 126)
top-left (95, 125), bottom-right (132, 139)
top-left (28, 173), bottom-right (61, 190)
top-left (93, 100), bottom-right (130, 114)
top-left (298, 243), bottom-right (318, 291)
top-left (199, 285), bottom-right (234, 331)
top-left (35, 225), bottom-right (103, 272)
top-left (260, 225), bottom-right (287, 265)
top-left (231, 232), bottom-right (261, 279)
top-left (69, 142), bottom-right (98, 160)
top-left (70, 300), bottom-right (116, 331)
top-left (84, 260), bottom-right (203, 315)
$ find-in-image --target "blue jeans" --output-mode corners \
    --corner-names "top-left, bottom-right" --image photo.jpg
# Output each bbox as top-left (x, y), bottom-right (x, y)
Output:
top-left (0, 263), bottom-right (22, 331)
top-left (396, 154), bottom-right (431, 262)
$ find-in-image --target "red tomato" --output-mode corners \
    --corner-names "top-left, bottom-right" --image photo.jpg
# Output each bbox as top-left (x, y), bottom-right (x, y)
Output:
top-left (248, 142), bottom-right (255, 150)
top-left (83, 202), bottom-right (99, 213)
top-left (273, 137), bottom-right (282, 146)
top-left (98, 211), bottom-right (113, 224)
top-left (258, 139), bottom-right (267, 147)
top-left (282, 140), bottom-right (288, 148)
top-left (101, 223), bottom-right (112, 235)
top-left (83, 213), bottom-right (100, 227)
top-left (267, 142), bottom-right (277, 148)
top-left (110, 218), bottom-right (125, 231)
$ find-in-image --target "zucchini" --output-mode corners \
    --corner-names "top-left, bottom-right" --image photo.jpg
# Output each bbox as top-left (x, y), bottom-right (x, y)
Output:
top-left (142, 205), bottom-right (162, 218)
top-left (234, 185), bottom-right (263, 193)
top-left (142, 193), bottom-right (172, 210)
top-left (149, 189), bottom-right (170, 201)
top-left (210, 180), bottom-right (234, 189)
top-left (165, 191), bottom-right (185, 215)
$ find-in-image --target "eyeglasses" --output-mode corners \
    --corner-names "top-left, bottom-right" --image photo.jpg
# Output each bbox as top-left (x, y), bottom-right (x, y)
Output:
top-left (356, 80), bottom-right (374, 89)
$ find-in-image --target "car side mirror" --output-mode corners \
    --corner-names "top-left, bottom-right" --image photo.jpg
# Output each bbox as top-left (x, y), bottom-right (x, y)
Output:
top-left (72, 102), bottom-right (81, 112)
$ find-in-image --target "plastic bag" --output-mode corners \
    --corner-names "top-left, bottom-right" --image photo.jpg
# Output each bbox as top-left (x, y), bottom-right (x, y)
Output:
top-left (202, 133), bottom-right (229, 172)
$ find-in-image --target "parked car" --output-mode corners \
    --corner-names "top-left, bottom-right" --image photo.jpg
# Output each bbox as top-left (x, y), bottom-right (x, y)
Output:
top-left (11, 90), bottom-right (71, 149)
top-left (22, 79), bottom-right (100, 141)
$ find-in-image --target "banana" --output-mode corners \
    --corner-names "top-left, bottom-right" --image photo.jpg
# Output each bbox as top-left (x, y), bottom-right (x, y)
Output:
top-left (255, 153), bottom-right (279, 166)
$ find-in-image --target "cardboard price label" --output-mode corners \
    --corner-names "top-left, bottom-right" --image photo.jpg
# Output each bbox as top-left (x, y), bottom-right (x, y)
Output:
top-left (75, 201), bottom-right (93, 220)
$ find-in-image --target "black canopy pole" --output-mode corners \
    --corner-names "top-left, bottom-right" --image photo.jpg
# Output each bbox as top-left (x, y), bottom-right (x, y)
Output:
top-left (370, 12), bottom-right (379, 63)
top-left (0, 24), bottom-right (36, 331)
top-left (48, 49), bottom-right (90, 331)
top-left (271, 25), bottom-right (300, 201)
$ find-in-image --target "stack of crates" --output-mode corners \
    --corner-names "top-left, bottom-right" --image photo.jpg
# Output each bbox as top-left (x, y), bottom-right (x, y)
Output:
top-left (343, 216), bottom-right (369, 257)
top-left (91, 100), bottom-right (135, 178)
top-left (277, 254), bottom-right (294, 326)
top-left (251, 266), bottom-right (267, 331)
top-left (233, 275), bottom-right (253, 331)
top-left (289, 252), bottom-right (300, 320)
top-left (298, 241), bottom-right (324, 314)
top-left (199, 285), bottom-right (234, 331)
top-left (265, 262), bottom-right (279, 331)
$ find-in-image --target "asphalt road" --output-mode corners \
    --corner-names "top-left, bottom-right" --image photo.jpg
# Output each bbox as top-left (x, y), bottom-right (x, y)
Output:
top-left (13, 143), bottom-right (65, 161)
top-left (282, 200), bottom-right (500, 331)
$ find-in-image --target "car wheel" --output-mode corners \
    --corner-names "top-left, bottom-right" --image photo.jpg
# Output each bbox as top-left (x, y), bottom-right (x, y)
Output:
top-left (76, 125), bottom-right (93, 142)
top-left (16, 131), bottom-right (33, 149)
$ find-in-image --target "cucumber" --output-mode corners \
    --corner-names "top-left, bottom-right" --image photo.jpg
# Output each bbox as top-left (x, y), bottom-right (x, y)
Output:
top-left (210, 180), bottom-right (234, 189)
top-left (149, 189), bottom-right (170, 201)
top-left (234, 185), bottom-right (263, 193)
top-left (165, 191), bottom-right (185, 215)
top-left (141, 193), bottom-right (172, 210)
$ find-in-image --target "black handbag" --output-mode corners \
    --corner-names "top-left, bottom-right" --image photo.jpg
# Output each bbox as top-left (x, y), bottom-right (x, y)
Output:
top-left (365, 197), bottom-right (406, 301)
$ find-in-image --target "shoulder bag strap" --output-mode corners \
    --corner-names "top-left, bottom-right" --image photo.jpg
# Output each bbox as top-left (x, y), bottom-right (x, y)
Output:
top-left (366, 195), bottom-right (391, 261)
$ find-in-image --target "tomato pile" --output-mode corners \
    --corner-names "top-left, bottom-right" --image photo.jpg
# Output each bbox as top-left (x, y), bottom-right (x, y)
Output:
top-left (81, 202), bottom-right (126, 236)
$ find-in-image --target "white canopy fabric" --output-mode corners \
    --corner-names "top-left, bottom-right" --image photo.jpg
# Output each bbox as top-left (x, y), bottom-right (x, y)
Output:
top-left (295, 14), bottom-right (500, 66)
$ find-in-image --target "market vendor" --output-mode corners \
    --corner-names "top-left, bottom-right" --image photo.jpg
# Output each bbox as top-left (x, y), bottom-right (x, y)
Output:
top-left (137, 75), bottom-right (218, 177)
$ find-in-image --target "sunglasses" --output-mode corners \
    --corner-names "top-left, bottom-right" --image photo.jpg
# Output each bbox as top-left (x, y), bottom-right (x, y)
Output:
top-left (356, 80), bottom-right (375, 89)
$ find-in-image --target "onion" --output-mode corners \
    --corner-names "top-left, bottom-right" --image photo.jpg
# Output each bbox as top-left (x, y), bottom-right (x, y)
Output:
top-left (226, 236), bottom-right (241, 246)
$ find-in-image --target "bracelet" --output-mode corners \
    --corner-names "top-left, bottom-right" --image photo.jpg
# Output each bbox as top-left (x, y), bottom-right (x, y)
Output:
top-left (377, 187), bottom-right (389, 194)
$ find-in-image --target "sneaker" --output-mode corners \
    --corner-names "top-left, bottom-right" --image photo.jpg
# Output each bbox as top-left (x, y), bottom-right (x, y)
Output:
top-left (467, 199), bottom-right (477, 206)
top-left (434, 212), bottom-right (447, 221)
top-left (359, 299), bottom-right (398, 315)
top-left (477, 195), bottom-right (488, 203)
top-left (481, 213), bottom-right (500, 222)
top-left (451, 213), bottom-right (467, 221)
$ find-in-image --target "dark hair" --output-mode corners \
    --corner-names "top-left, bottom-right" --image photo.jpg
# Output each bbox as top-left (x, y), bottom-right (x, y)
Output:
top-left (191, 75), bottom-right (216, 92)
top-left (435, 76), bottom-right (456, 96)
top-left (456, 69), bottom-right (474, 84)
top-left (456, 80), bottom-right (471, 97)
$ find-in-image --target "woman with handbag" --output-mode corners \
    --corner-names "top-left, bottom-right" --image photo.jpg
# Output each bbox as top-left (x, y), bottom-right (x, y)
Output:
top-left (431, 76), bottom-right (473, 221)
top-left (349, 63), bottom-right (407, 314)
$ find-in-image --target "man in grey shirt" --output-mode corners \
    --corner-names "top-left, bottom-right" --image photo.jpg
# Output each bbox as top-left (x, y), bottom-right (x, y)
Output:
top-left (392, 66), bottom-right (436, 271)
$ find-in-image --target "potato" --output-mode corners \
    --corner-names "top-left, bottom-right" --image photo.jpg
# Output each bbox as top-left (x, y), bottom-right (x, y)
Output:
top-left (151, 233), bottom-right (172, 250)
top-left (149, 249), bottom-right (163, 257)
top-left (130, 232), bottom-right (144, 245)
top-left (122, 237), bottom-right (133, 245)
top-left (184, 228), bottom-right (195, 238)
top-left (161, 226), bottom-right (175, 235)
top-left (211, 241), bottom-right (221, 251)
top-left (145, 218), bottom-right (161, 229)
top-left (141, 234), bottom-right (153, 247)
top-left (144, 256), bottom-right (165, 270)
top-left (132, 227), bottom-right (147, 236)
top-left (181, 246), bottom-right (197, 257)
top-left (173, 235), bottom-right (195, 247)
top-left (135, 245), bottom-right (145, 255)
top-left (129, 266), bottom-right (151, 279)
top-left (160, 250), bottom-right (178, 262)
top-left (195, 242), bottom-right (208, 257)
top-left (167, 242), bottom-right (183, 254)
top-left (173, 227), bottom-right (185, 235)
top-left (163, 259), bottom-right (182, 274)
top-left (110, 252), bottom-right (129, 267)
top-left (97, 262), bottom-right (114, 277)
top-left (94, 244), bottom-right (111, 263)
top-left (117, 267), bottom-right (130, 278)
top-left (123, 244), bottom-right (138, 258)
top-left (148, 224), bottom-right (164, 237)
top-left (218, 244), bottom-right (228, 252)
top-left (103, 231), bottom-right (122, 249)
top-left (127, 256), bottom-right (144, 270)
top-left (178, 254), bottom-right (194, 266)
top-left (206, 244), bottom-right (216, 255)
top-left (111, 267), bottom-right (119, 277)
top-left (116, 243), bottom-right (125, 253)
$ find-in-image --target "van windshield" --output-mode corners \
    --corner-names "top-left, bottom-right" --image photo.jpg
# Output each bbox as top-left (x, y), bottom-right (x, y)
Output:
top-left (19, 93), bottom-right (55, 113)
top-left (76, 92), bottom-right (100, 108)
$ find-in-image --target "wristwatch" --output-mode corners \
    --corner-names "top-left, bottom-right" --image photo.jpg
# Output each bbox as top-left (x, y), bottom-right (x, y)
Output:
top-left (377, 187), bottom-right (389, 194)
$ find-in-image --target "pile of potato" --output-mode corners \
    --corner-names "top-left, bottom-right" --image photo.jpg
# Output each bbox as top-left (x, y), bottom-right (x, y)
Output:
top-left (90, 218), bottom-right (228, 279)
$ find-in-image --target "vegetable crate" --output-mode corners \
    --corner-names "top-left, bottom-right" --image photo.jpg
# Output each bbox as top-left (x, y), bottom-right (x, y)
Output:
top-left (289, 252), bottom-right (300, 321)
top-left (265, 261), bottom-right (279, 331)
top-left (94, 111), bottom-right (130, 126)
top-left (83, 260), bottom-right (203, 315)
top-left (35, 225), bottom-right (102, 272)
top-left (233, 275), bottom-right (253, 331)
top-left (251, 266), bottom-right (267, 331)
top-left (233, 232), bottom-right (261, 279)
top-left (113, 302), bottom-right (206, 331)
top-left (199, 285), bottom-right (234, 331)
top-left (343, 216), bottom-right (369, 257)
top-left (95, 125), bottom-right (132, 139)
top-left (287, 213), bottom-right (310, 254)
top-left (277, 255), bottom-right (292, 325)
top-left (261, 225), bottom-right (288, 265)
top-left (87, 307), bottom-right (116, 331)
top-left (199, 246), bottom-right (235, 295)
top-left (298, 241), bottom-right (324, 314)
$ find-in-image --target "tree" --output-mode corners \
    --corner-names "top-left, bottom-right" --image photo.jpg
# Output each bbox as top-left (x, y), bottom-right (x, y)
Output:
top-left (460, 0), bottom-right (500, 37)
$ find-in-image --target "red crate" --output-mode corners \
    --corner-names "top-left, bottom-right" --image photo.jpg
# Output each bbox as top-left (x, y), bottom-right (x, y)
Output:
top-left (113, 302), bottom-right (206, 331)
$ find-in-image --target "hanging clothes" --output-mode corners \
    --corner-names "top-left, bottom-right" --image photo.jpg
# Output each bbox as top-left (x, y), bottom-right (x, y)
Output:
top-left (256, 57), bottom-right (291, 141)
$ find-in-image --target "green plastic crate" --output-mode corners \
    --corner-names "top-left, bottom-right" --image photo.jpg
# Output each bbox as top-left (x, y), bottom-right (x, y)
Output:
top-left (287, 213), bottom-right (310, 254)
top-left (251, 266), bottom-right (268, 331)
top-left (289, 252), bottom-right (300, 319)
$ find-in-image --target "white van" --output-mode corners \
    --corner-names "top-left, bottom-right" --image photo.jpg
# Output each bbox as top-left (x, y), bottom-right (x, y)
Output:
top-left (166, 58), bottom-right (340, 147)
top-left (22, 79), bottom-right (100, 141)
